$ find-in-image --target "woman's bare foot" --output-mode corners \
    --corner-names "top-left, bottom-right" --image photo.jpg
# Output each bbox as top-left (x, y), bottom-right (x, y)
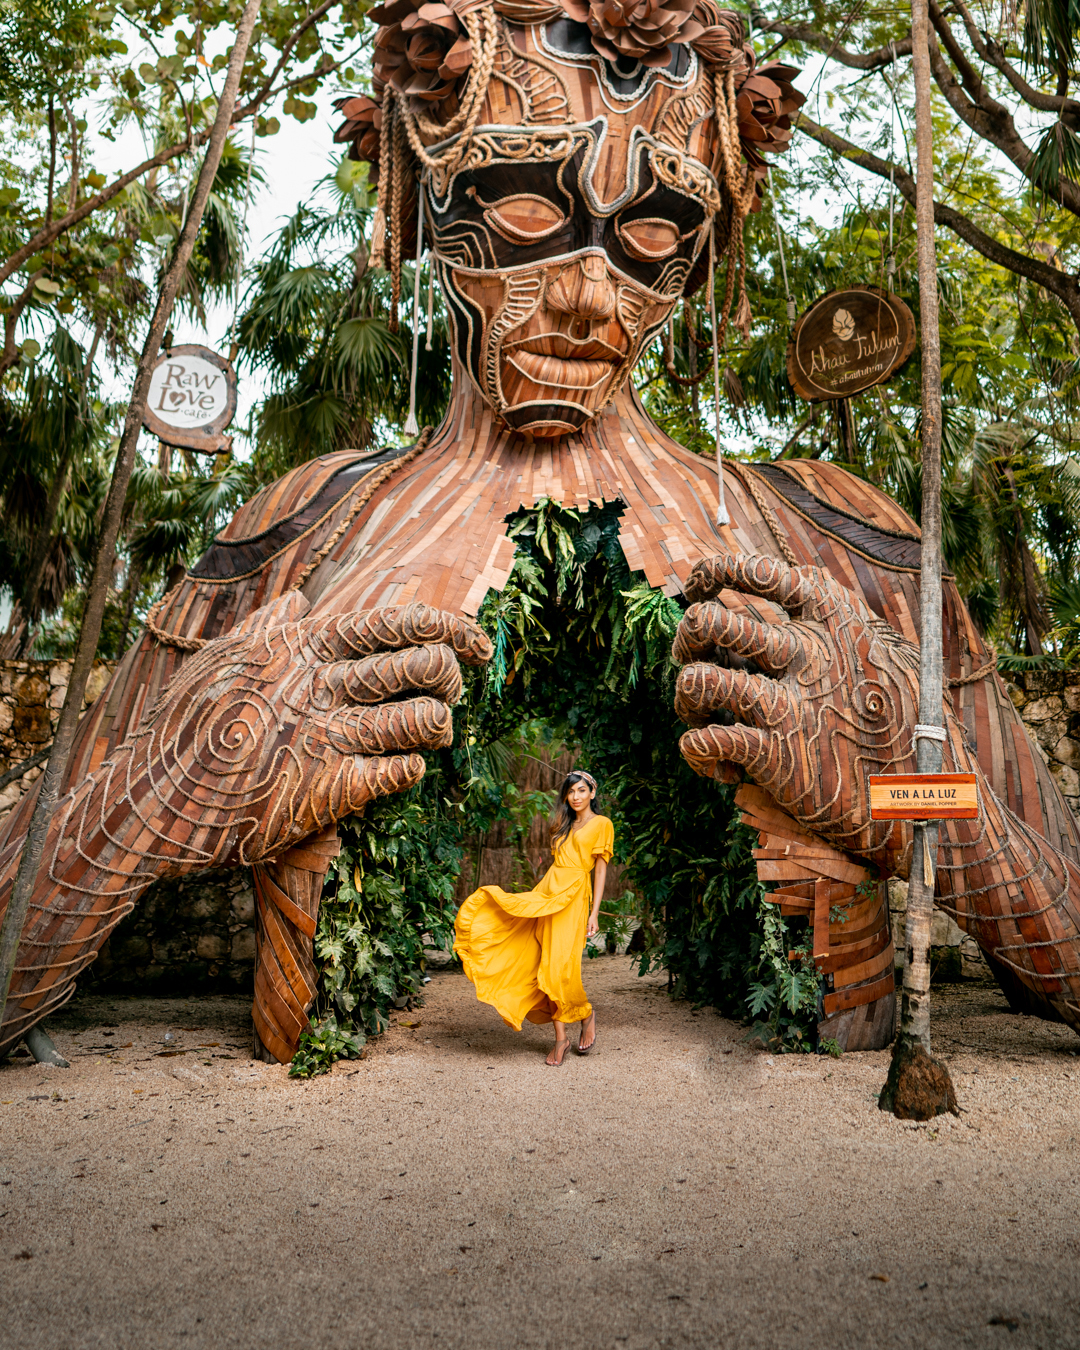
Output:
top-left (578, 1012), bottom-right (596, 1055)
top-left (545, 1038), bottom-right (570, 1067)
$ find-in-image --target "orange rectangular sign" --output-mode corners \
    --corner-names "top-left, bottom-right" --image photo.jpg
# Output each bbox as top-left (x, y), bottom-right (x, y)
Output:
top-left (868, 773), bottom-right (979, 820)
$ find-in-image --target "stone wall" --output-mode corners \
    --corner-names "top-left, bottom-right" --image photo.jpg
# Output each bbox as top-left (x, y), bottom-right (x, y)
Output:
top-left (0, 658), bottom-right (114, 829)
top-left (86, 869), bottom-right (257, 996)
top-left (1003, 670), bottom-right (1080, 819)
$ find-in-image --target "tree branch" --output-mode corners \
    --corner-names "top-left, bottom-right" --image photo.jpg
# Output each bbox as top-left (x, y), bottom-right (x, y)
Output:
top-left (0, 0), bottom-right (346, 291)
top-left (796, 111), bottom-right (1080, 330)
top-left (749, 10), bottom-right (913, 69)
top-left (924, 17), bottom-right (1080, 216)
top-left (949, 0), bottom-right (1080, 122)
top-left (1, 270), bottom-right (45, 373)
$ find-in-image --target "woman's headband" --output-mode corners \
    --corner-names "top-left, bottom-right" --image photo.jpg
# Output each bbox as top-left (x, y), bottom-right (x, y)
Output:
top-left (571, 771), bottom-right (598, 792)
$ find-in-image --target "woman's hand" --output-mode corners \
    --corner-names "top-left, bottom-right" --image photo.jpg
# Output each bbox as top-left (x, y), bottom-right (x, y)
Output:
top-left (672, 551), bottom-right (936, 876)
top-left (586, 911), bottom-right (600, 939)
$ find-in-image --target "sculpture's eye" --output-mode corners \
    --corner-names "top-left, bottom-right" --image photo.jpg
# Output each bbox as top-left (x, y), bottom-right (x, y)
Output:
top-left (481, 194), bottom-right (567, 244)
top-left (616, 217), bottom-right (682, 261)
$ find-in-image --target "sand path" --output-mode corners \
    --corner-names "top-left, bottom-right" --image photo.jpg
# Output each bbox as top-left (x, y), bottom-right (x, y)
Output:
top-left (2, 957), bottom-right (1080, 1349)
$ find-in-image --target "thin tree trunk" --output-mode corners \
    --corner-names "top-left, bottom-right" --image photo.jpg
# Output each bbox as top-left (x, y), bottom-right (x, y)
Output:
top-left (903, 0), bottom-right (944, 1053)
top-left (837, 398), bottom-right (858, 463)
top-left (880, 0), bottom-right (958, 1118)
top-left (0, 0), bottom-right (263, 1020)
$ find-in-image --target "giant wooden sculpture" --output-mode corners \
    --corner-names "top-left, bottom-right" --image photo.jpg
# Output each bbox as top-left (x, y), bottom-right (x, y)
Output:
top-left (2, 0), bottom-right (1080, 1061)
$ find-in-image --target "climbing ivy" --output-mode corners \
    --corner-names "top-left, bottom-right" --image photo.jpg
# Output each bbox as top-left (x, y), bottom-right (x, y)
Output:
top-left (290, 499), bottom-right (822, 1075)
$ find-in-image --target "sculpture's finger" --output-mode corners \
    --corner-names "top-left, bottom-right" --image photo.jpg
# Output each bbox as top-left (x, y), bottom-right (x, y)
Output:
top-left (321, 643), bottom-right (463, 706)
top-left (309, 605), bottom-right (493, 666)
top-left (679, 724), bottom-right (778, 780)
top-left (672, 601), bottom-right (804, 674)
top-left (336, 752), bottom-right (428, 814)
top-left (675, 664), bottom-right (793, 728)
top-left (685, 553), bottom-right (815, 611)
top-left (317, 697), bottom-right (453, 755)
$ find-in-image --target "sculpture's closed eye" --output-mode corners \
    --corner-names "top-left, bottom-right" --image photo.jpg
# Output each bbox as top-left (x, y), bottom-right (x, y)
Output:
top-left (616, 217), bottom-right (683, 261)
top-left (477, 191), bottom-right (568, 243)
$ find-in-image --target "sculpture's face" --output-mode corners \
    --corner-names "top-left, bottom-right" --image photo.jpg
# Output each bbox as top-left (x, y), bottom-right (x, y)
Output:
top-left (426, 21), bottom-right (723, 438)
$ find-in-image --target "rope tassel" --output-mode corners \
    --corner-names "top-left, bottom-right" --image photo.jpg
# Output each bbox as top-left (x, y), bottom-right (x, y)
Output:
top-left (403, 187), bottom-right (425, 439)
top-left (708, 221), bottom-right (729, 526)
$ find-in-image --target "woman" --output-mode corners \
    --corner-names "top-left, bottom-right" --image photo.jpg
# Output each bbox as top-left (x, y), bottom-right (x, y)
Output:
top-left (454, 771), bottom-right (613, 1067)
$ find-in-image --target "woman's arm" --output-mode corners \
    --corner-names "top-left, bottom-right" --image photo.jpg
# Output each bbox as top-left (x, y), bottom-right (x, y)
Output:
top-left (588, 857), bottom-right (607, 938)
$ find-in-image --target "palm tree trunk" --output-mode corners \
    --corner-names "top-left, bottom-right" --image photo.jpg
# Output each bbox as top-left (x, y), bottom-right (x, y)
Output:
top-left (0, 0), bottom-right (264, 1019)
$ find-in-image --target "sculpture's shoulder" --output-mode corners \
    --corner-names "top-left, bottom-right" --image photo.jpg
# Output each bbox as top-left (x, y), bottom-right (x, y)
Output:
top-left (187, 444), bottom-right (418, 589)
top-left (217, 451), bottom-right (363, 542)
top-left (766, 459), bottom-right (920, 538)
top-left (749, 458), bottom-right (931, 576)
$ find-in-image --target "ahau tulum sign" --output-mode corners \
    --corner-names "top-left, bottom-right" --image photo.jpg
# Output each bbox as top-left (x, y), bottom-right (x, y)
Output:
top-left (143, 344), bottom-right (238, 453)
top-left (786, 286), bottom-right (916, 402)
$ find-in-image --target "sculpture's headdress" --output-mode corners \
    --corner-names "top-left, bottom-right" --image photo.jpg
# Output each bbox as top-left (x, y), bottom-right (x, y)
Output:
top-left (334, 0), bottom-right (803, 328)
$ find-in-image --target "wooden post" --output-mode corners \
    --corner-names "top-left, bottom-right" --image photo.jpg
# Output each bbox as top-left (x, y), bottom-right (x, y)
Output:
top-left (837, 398), bottom-right (857, 463)
top-left (879, 0), bottom-right (958, 1118)
top-left (0, 0), bottom-right (264, 1029)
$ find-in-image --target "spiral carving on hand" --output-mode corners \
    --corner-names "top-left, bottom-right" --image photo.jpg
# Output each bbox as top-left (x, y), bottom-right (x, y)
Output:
top-left (673, 552), bottom-right (931, 871)
top-left (40, 601), bottom-right (493, 894)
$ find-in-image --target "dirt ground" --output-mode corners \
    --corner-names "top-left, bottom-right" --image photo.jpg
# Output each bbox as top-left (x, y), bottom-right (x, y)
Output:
top-left (2, 957), bottom-right (1079, 1350)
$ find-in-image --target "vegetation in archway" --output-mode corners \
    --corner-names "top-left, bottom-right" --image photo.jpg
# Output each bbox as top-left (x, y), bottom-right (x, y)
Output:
top-left (291, 501), bottom-right (823, 1076)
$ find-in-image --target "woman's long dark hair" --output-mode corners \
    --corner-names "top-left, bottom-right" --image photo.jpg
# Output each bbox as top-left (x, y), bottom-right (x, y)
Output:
top-left (550, 771), bottom-right (599, 850)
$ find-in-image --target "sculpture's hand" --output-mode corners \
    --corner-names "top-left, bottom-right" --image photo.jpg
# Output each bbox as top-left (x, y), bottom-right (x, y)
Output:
top-left (79, 599), bottom-right (493, 876)
top-left (673, 552), bottom-right (935, 874)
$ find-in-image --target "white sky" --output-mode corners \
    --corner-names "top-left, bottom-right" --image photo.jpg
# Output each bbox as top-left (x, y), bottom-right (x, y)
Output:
top-left (90, 64), bottom-right (353, 450)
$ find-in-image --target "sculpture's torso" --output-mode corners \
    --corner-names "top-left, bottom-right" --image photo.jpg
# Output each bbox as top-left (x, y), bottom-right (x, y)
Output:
top-left (24, 388), bottom-right (1075, 868)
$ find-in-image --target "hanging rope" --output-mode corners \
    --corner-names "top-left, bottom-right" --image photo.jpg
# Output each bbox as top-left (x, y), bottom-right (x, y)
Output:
top-left (708, 221), bottom-right (729, 526)
top-left (775, 217), bottom-right (796, 326)
top-left (885, 41), bottom-right (899, 290)
top-left (403, 188), bottom-right (426, 436)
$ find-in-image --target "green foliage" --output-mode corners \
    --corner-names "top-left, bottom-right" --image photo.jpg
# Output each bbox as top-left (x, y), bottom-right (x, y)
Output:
top-left (290, 500), bottom-right (823, 1073)
top-left (236, 172), bottom-right (451, 480)
top-left (289, 772), bottom-right (465, 1078)
top-left (469, 500), bottom-right (822, 1045)
top-left (288, 1013), bottom-right (365, 1079)
top-left (744, 902), bottom-right (821, 1054)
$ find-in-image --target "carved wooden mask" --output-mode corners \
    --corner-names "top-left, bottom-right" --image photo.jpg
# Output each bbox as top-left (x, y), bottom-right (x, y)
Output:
top-left (335, 5), bottom-right (803, 439)
top-left (423, 20), bottom-right (727, 437)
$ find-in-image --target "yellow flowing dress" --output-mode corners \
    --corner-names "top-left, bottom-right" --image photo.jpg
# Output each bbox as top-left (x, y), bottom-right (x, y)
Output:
top-left (454, 814), bottom-right (614, 1029)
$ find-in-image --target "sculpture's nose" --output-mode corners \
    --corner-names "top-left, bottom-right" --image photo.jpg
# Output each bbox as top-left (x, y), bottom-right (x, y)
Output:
top-left (546, 254), bottom-right (616, 320)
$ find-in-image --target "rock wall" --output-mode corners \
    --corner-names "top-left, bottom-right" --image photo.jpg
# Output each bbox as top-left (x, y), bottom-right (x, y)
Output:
top-left (0, 658), bottom-right (114, 829)
top-left (1003, 670), bottom-right (1080, 818)
top-left (86, 869), bottom-right (257, 996)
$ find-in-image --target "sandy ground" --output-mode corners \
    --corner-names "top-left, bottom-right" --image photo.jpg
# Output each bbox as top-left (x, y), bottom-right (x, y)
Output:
top-left (2, 957), bottom-right (1080, 1350)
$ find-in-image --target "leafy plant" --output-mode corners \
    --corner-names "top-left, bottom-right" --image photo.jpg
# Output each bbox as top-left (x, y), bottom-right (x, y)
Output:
top-left (289, 772), bottom-right (465, 1078)
top-left (290, 498), bottom-right (826, 1074)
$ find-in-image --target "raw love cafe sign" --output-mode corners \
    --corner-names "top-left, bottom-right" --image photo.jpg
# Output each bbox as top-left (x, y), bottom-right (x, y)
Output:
top-left (786, 286), bottom-right (916, 402)
top-left (143, 344), bottom-right (238, 453)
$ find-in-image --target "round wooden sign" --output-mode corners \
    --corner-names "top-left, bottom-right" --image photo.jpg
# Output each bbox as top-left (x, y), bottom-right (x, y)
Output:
top-left (786, 286), bottom-right (916, 402)
top-left (142, 344), bottom-right (237, 452)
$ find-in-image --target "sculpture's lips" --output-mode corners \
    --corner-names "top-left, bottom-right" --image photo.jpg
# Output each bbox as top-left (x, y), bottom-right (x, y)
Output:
top-left (508, 350), bottom-right (614, 391)
top-left (508, 333), bottom-right (626, 361)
